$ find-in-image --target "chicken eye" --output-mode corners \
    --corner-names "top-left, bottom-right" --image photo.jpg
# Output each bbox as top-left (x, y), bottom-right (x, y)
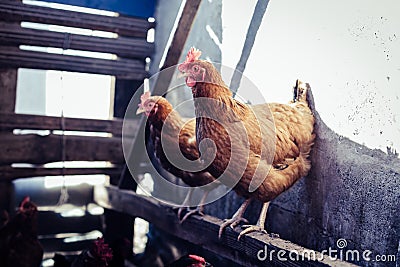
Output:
top-left (192, 65), bottom-right (199, 72)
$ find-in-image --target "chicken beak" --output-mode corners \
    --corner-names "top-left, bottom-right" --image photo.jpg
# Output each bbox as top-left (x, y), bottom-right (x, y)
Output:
top-left (136, 107), bottom-right (145, 115)
top-left (176, 71), bottom-right (189, 79)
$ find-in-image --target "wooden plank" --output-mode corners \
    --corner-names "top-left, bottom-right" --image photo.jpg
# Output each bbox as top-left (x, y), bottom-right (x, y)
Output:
top-left (0, 57), bottom-right (18, 213)
top-left (0, 133), bottom-right (126, 165)
top-left (0, 68), bottom-right (17, 113)
top-left (0, 22), bottom-right (154, 59)
top-left (38, 210), bottom-right (102, 235)
top-left (94, 186), bottom-right (357, 267)
top-left (0, 112), bottom-right (139, 137)
top-left (39, 236), bottom-right (96, 253)
top-left (0, 1), bottom-right (154, 38)
top-left (0, 46), bottom-right (147, 79)
top-left (0, 166), bottom-right (122, 180)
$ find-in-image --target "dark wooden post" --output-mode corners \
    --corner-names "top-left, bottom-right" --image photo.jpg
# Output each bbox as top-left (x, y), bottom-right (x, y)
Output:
top-left (0, 68), bottom-right (18, 214)
top-left (0, 0), bottom-right (22, 215)
top-left (103, 78), bottom-right (143, 257)
top-left (0, 69), bottom-right (17, 112)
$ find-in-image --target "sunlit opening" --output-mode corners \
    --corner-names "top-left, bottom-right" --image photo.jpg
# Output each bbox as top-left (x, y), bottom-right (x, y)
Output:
top-left (42, 259), bottom-right (54, 267)
top-left (63, 230), bottom-right (103, 243)
top-left (19, 45), bottom-right (117, 60)
top-left (44, 175), bottom-right (107, 189)
top-left (147, 28), bottom-right (155, 43)
top-left (21, 22), bottom-right (118, 38)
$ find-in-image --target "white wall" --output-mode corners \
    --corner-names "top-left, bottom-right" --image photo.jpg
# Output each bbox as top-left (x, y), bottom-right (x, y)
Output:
top-left (221, 0), bottom-right (400, 153)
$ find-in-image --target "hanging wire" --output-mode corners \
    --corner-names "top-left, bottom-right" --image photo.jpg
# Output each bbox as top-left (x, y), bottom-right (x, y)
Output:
top-left (57, 71), bottom-right (69, 206)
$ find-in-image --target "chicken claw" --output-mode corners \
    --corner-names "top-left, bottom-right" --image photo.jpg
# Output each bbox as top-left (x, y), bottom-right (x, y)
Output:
top-left (179, 190), bottom-right (210, 223)
top-left (218, 199), bottom-right (252, 239)
top-left (237, 202), bottom-right (270, 240)
top-left (238, 225), bottom-right (268, 240)
top-left (218, 216), bottom-right (249, 239)
top-left (180, 207), bottom-right (205, 224)
top-left (177, 207), bottom-right (189, 221)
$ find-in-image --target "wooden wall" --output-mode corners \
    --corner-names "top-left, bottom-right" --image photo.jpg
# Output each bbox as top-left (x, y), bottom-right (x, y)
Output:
top-left (0, 0), bottom-right (153, 255)
top-left (0, 0), bottom-right (153, 192)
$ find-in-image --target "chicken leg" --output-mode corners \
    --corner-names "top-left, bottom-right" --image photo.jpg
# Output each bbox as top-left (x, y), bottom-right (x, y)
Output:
top-left (218, 198), bottom-right (252, 239)
top-left (180, 190), bottom-right (210, 223)
top-left (238, 201), bottom-right (270, 240)
top-left (177, 188), bottom-right (194, 220)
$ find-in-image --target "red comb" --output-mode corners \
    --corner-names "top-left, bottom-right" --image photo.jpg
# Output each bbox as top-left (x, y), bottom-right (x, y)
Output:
top-left (188, 254), bottom-right (206, 263)
top-left (185, 47), bottom-right (201, 63)
top-left (178, 47), bottom-right (201, 72)
top-left (138, 91), bottom-right (151, 109)
top-left (20, 196), bottom-right (30, 208)
top-left (92, 238), bottom-right (113, 264)
top-left (19, 196), bottom-right (31, 211)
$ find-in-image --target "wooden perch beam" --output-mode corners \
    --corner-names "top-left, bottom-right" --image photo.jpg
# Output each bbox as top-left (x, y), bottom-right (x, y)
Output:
top-left (0, 133), bottom-right (126, 165)
top-left (0, 113), bottom-right (139, 137)
top-left (0, 166), bottom-right (122, 180)
top-left (94, 186), bottom-right (357, 267)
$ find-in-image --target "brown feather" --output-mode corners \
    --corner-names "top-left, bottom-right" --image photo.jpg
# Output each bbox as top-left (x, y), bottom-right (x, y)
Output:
top-left (145, 96), bottom-right (216, 188)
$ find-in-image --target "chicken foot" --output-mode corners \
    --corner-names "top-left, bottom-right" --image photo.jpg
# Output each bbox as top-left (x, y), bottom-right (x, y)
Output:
top-left (218, 198), bottom-right (252, 239)
top-left (180, 190), bottom-right (210, 223)
top-left (238, 201), bottom-right (270, 240)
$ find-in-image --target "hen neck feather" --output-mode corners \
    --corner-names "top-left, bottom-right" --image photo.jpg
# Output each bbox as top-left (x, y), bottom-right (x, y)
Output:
top-left (193, 83), bottom-right (249, 121)
top-left (149, 108), bottom-right (184, 132)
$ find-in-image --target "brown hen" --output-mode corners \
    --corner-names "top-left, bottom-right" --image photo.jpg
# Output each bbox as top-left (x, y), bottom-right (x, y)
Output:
top-left (178, 48), bottom-right (315, 239)
top-left (136, 92), bottom-right (219, 222)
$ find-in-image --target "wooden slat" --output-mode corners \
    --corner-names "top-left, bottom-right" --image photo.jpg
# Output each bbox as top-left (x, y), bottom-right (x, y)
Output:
top-left (95, 186), bottom-right (357, 267)
top-left (0, 113), bottom-right (139, 137)
top-left (0, 22), bottom-right (154, 59)
top-left (0, 68), bottom-right (17, 113)
top-left (0, 1), bottom-right (154, 38)
top-left (39, 236), bottom-right (96, 253)
top-left (0, 166), bottom-right (122, 180)
top-left (0, 46), bottom-right (147, 79)
top-left (38, 211), bottom-right (102, 236)
top-left (0, 133), bottom-right (125, 165)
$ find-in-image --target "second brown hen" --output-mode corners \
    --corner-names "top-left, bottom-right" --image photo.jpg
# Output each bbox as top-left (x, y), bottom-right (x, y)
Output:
top-left (136, 92), bottom-right (219, 222)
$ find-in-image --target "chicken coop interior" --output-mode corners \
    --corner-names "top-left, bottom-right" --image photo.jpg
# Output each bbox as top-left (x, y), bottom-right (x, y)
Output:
top-left (0, 0), bottom-right (399, 267)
